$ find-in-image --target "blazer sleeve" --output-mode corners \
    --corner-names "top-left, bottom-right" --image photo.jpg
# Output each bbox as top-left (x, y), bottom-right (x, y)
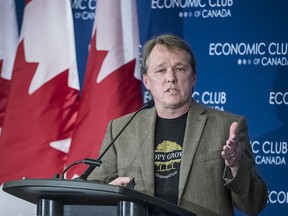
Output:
top-left (87, 120), bottom-right (119, 183)
top-left (223, 117), bottom-right (268, 216)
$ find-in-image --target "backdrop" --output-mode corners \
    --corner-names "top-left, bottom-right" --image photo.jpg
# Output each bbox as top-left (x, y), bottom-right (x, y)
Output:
top-left (74, 1), bottom-right (288, 215)
top-left (4, 0), bottom-right (288, 215)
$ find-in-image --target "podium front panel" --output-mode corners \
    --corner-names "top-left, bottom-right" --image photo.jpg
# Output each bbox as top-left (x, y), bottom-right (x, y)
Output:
top-left (3, 179), bottom-right (196, 216)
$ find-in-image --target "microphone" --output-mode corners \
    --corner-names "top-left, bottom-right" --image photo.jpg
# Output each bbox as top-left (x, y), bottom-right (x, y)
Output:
top-left (61, 100), bottom-right (154, 180)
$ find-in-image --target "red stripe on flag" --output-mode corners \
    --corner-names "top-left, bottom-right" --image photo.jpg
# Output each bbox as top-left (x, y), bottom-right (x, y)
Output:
top-left (66, 0), bottom-right (143, 178)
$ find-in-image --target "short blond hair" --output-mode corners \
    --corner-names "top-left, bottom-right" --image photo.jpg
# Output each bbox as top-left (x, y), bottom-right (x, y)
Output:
top-left (141, 34), bottom-right (197, 75)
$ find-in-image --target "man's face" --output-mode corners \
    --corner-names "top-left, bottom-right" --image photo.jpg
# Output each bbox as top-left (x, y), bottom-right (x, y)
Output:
top-left (143, 44), bottom-right (196, 109)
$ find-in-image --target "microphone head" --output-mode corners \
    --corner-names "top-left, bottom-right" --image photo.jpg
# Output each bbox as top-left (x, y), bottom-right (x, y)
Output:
top-left (144, 100), bottom-right (155, 108)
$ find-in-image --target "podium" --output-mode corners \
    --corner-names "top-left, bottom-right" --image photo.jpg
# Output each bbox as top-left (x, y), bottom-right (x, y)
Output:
top-left (3, 178), bottom-right (196, 216)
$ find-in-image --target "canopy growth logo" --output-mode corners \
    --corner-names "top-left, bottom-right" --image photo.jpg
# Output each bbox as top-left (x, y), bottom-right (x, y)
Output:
top-left (209, 42), bottom-right (288, 66)
top-left (154, 141), bottom-right (182, 173)
top-left (151, 0), bottom-right (234, 19)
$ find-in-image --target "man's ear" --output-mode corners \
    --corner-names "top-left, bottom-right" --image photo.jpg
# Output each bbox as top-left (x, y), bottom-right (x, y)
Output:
top-left (143, 75), bottom-right (150, 90)
top-left (192, 72), bottom-right (197, 86)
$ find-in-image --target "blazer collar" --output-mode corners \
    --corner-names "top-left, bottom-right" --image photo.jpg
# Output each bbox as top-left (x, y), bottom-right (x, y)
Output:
top-left (178, 100), bottom-right (207, 200)
top-left (136, 100), bottom-right (208, 198)
top-left (137, 108), bottom-right (157, 196)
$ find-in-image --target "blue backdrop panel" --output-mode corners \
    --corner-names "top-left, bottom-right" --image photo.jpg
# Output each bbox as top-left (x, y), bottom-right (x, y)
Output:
top-left (71, 0), bottom-right (95, 89)
top-left (14, 0), bottom-right (288, 215)
top-left (136, 1), bottom-right (288, 215)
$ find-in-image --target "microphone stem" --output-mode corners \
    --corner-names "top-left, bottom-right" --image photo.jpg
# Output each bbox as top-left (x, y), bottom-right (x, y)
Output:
top-left (79, 103), bottom-right (151, 180)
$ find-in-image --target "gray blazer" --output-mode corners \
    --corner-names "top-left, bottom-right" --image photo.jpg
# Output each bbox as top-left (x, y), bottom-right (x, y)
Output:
top-left (88, 100), bottom-right (267, 216)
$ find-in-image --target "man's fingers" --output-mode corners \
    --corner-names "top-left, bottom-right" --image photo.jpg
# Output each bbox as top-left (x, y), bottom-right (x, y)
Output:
top-left (229, 122), bottom-right (238, 141)
top-left (221, 122), bottom-right (242, 171)
top-left (109, 177), bottom-right (131, 186)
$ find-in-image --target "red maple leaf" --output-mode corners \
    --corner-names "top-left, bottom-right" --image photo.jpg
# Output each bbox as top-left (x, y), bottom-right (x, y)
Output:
top-left (66, 32), bottom-right (143, 178)
top-left (0, 40), bottom-right (80, 184)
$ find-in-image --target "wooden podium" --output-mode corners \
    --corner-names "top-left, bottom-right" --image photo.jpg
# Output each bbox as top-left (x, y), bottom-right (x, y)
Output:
top-left (3, 178), bottom-right (196, 216)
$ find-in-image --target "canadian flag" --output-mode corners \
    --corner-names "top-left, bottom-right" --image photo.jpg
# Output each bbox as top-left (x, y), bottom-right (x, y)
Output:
top-left (66, 0), bottom-right (143, 178)
top-left (0, 0), bottom-right (18, 135)
top-left (0, 0), bottom-right (80, 184)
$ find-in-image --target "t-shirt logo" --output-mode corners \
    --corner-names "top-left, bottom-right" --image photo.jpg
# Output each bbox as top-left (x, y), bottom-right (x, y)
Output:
top-left (154, 140), bottom-right (182, 174)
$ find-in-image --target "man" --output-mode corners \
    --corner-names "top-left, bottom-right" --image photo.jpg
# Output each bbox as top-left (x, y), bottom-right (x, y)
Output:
top-left (88, 34), bottom-right (268, 216)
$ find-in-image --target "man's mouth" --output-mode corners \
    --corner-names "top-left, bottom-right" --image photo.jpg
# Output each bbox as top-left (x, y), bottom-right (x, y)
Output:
top-left (165, 87), bottom-right (178, 93)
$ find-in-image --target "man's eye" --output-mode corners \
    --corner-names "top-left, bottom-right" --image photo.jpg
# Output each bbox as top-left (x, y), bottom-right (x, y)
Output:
top-left (175, 67), bottom-right (185, 72)
top-left (156, 69), bottom-right (165, 73)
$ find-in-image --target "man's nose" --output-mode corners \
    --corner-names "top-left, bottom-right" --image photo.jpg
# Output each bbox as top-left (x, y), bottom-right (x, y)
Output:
top-left (167, 70), bottom-right (177, 83)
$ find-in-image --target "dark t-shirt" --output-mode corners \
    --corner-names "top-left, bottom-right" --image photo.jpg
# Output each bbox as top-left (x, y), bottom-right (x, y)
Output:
top-left (154, 113), bottom-right (187, 205)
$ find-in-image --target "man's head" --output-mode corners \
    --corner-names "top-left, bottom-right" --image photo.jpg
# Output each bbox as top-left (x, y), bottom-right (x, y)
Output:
top-left (141, 34), bottom-right (197, 116)
top-left (141, 34), bottom-right (197, 75)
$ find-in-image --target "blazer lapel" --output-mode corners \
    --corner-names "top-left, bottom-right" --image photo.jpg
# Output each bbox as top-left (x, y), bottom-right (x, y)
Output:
top-left (133, 102), bottom-right (207, 199)
top-left (137, 108), bottom-right (157, 196)
top-left (178, 101), bottom-right (207, 200)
